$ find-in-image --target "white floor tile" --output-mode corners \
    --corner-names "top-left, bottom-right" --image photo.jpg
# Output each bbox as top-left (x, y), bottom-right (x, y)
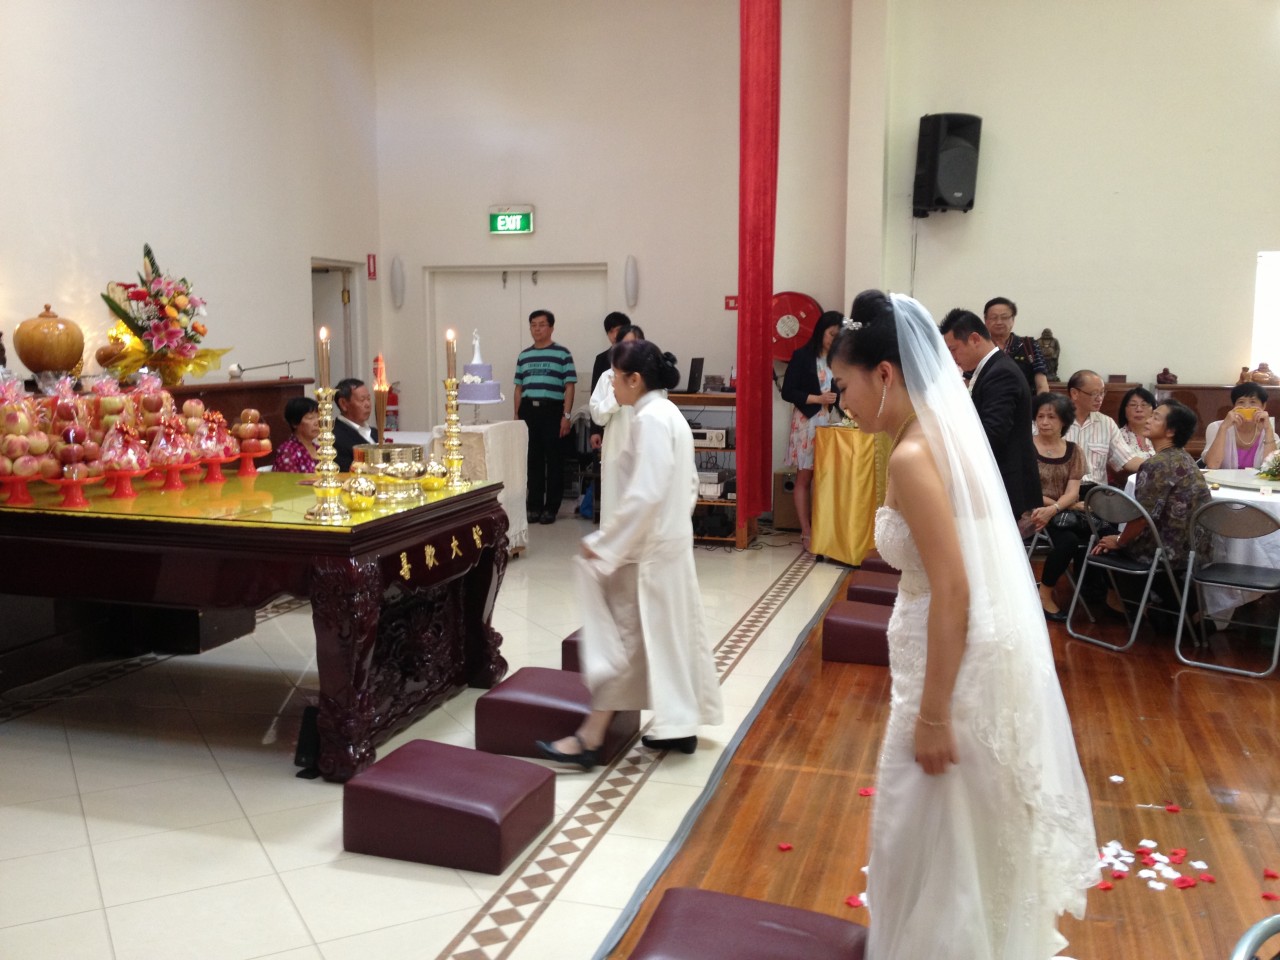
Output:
top-left (0, 846), bottom-right (101, 927)
top-left (0, 713), bottom-right (79, 807)
top-left (505, 899), bottom-right (618, 960)
top-left (609, 781), bottom-right (706, 842)
top-left (221, 763), bottom-right (341, 818)
top-left (279, 855), bottom-right (481, 942)
top-left (556, 833), bottom-right (669, 908)
top-left (105, 875), bottom-right (313, 960)
top-left (62, 702), bottom-right (221, 794)
top-left (250, 800), bottom-right (353, 873)
top-left (81, 771), bottom-right (244, 844)
top-left (0, 909), bottom-right (114, 960)
top-left (0, 793), bottom-right (88, 861)
top-left (189, 707), bottom-right (309, 772)
top-left (93, 818), bottom-right (274, 907)
top-left (317, 907), bottom-right (484, 960)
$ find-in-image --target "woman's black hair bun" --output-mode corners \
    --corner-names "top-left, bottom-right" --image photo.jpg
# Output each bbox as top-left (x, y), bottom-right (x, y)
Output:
top-left (660, 351), bottom-right (681, 391)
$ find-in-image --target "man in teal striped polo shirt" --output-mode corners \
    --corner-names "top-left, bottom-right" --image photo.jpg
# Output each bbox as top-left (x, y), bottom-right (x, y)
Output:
top-left (514, 309), bottom-right (577, 524)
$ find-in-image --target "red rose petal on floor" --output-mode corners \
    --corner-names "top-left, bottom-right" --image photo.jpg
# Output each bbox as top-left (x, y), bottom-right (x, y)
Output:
top-left (858, 787), bottom-right (876, 797)
top-left (845, 896), bottom-right (864, 908)
top-left (1199, 873), bottom-right (1216, 883)
top-left (1262, 892), bottom-right (1280, 901)
top-left (1165, 804), bottom-right (1181, 813)
top-left (1173, 877), bottom-right (1197, 889)
top-left (1264, 868), bottom-right (1280, 880)
top-left (1112, 871), bottom-right (1128, 880)
top-left (1097, 881), bottom-right (1114, 891)
top-left (777, 842), bottom-right (793, 851)
top-left (1141, 855), bottom-right (1157, 867)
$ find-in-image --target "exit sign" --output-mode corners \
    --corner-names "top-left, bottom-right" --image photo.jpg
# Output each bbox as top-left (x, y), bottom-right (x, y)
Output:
top-left (489, 205), bottom-right (534, 235)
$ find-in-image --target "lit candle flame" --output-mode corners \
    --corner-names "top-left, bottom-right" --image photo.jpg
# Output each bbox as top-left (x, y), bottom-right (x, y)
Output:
top-left (319, 326), bottom-right (329, 342)
top-left (373, 353), bottom-right (388, 390)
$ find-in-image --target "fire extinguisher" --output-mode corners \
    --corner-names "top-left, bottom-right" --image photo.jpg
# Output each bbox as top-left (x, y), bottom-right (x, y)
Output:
top-left (386, 381), bottom-right (400, 430)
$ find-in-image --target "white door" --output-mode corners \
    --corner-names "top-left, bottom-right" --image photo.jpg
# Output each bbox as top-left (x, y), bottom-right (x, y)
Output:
top-left (427, 267), bottom-right (608, 427)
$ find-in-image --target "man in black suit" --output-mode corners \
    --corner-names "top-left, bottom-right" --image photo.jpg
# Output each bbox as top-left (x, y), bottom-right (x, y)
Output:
top-left (940, 309), bottom-right (1041, 518)
top-left (333, 377), bottom-right (378, 472)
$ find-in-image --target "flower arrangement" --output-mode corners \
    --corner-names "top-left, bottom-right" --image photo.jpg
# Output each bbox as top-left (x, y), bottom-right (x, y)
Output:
top-left (100, 244), bottom-right (228, 385)
top-left (1257, 450), bottom-right (1280, 481)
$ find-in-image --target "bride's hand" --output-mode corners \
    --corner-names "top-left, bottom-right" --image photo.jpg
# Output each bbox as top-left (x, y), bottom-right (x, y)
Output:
top-left (914, 717), bottom-right (957, 775)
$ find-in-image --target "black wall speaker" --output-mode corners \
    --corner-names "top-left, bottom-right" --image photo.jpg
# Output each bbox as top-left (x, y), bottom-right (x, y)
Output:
top-left (912, 113), bottom-right (982, 218)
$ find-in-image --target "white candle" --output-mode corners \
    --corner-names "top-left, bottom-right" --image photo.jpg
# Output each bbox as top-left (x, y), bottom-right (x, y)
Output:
top-left (446, 328), bottom-right (457, 380)
top-left (317, 327), bottom-right (331, 389)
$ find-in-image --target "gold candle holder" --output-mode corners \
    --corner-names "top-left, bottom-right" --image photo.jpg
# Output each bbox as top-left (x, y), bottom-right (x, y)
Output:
top-left (306, 386), bottom-right (351, 524)
top-left (443, 377), bottom-right (468, 490)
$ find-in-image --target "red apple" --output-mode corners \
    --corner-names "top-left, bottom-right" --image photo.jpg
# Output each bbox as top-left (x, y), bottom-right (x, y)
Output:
top-left (61, 462), bottom-right (88, 481)
top-left (100, 413), bottom-right (120, 431)
top-left (84, 460), bottom-right (106, 478)
top-left (58, 443), bottom-right (85, 464)
top-left (37, 455), bottom-right (61, 479)
top-left (54, 399), bottom-right (77, 420)
top-left (142, 411), bottom-right (162, 428)
top-left (241, 408), bottom-right (261, 424)
top-left (0, 455), bottom-right (11, 476)
top-left (62, 424), bottom-right (88, 444)
top-left (182, 399), bottom-right (205, 418)
top-left (1, 408), bottom-right (31, 435)
top-left (255, 423), bottom-right (270, 440)
top-left (241, 438), bottom-right (261, 454)
top-left (258, 438), bottom-right (272, 454)
top-left (0, 434), bottom-right (30, 459)
top-left (140, 394), bottom-right (164, 413)
top-left (81, 440), bottom-right (102, 462)
top-left (26, 430), bottom-right (50, 456)
top-left (99, 396), bottom-right (126, 415)
top-left (145, 426), bottom-right (162, 443)
top-left (89, 428), bottom-right (104, 444)
top-left (13, 454), bottom-right (40, 477)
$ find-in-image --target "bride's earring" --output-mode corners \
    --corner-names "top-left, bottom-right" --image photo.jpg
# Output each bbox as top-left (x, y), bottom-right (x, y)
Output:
top-left (876, 384), bottom-right (887, 419)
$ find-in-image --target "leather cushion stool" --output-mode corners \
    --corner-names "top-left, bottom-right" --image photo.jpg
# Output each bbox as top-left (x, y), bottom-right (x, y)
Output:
top-left (845, 569), bottom-right (901, 606)
top-left (561, 629), bottom-right (581, 672)
top-left (343, 739), bottom-right (553, 874)
top-left (630, 887), bottom-right (867, 960)
top-left (860, 549), bottom-right (898, 575)
top-left (822, 600), bottom-right (891, 665)
top-left (475, 666), bottom-right (638, 763)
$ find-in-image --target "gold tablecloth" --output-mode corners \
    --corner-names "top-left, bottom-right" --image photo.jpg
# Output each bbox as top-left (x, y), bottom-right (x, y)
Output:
top-left (810, 425), bottom-right (888, 566)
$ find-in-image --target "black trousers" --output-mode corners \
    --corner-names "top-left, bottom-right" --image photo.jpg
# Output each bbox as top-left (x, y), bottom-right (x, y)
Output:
top-left (521, 400), bottom-right (565, 514)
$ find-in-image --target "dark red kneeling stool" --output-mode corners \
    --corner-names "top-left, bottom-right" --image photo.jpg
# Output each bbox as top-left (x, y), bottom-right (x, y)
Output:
top-left (822, 599), bottom-right (891, 665)
top-left (630, 888), bottom-right (867, 960)
top-left (343, 739), bottom-right (553, 874)
top-left (860, 549), bottom-right (898, 575)
top-left (561, 629), bottom-right (581, 672)
top-left (845, 568), bottom-right (900, 606)
top-left (474, 666), bottom-right (638, 763)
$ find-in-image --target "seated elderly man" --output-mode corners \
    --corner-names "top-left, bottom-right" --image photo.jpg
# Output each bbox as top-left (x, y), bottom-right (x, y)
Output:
top-left (1064, 370), bottom-right (1146, 485)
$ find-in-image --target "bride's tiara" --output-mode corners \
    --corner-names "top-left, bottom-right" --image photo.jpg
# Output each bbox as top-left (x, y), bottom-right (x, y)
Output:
top-left (841, 317), bottom-right (863, 331)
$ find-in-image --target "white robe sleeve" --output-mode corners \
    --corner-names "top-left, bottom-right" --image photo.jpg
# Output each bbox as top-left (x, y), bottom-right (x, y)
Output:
top-left (589, 370), bottom-right (618, 427)
top-left (584, 413), bottom-right (673, 576)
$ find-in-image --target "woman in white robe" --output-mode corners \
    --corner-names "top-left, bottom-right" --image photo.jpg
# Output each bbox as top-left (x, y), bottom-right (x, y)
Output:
top-left (588, 324), bottom-right (647, 527)
top-left (537, 341), bottom-right (723, 769)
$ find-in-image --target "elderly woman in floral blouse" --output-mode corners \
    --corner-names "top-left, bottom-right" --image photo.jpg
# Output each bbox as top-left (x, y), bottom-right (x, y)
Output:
top-left (1092, 400), bottom-right (1210, 609)
top-left (272, 396), bottom-right (320, 473)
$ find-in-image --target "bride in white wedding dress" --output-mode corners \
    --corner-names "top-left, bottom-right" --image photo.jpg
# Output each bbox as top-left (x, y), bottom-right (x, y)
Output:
top-left (828, 292), bottom-right (1098, 960)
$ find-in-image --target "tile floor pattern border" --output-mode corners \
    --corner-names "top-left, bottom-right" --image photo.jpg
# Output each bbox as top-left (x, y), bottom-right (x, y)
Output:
top-left (0, 595), bottom-right (307, 726)
top-left (439, 551), bottom-right (818, 960)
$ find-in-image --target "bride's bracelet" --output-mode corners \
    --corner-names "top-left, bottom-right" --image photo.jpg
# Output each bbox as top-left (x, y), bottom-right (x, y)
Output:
top-left (916, 715), bottom-right (950, 728)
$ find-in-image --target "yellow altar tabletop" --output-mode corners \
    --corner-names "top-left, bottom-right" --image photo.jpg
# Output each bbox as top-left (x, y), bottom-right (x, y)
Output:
top-left (0, 471), bottom-right (498, 532)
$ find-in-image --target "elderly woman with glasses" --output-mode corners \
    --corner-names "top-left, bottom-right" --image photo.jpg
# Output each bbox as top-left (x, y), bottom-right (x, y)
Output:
top-left (1116, 386), bottom-right (1157, 458)
top-left (1202, 381), bottom-right (1277, 469)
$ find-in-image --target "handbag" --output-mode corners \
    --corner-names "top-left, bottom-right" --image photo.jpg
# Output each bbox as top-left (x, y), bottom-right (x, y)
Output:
top-left (1049, 508), bottom-right (1089, 534)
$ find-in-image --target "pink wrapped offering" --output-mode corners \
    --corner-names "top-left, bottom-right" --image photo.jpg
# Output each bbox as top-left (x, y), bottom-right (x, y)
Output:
top-left (92, 377), bottom-right (132, 433)
top-left (192, 411), bottom-right (240, 459)
top-left (130, 374), bottom-right (173, 440)
top-left (148, 416), bottom-right (196, 467)
top-left (101, 423), bottom-right (152, 473)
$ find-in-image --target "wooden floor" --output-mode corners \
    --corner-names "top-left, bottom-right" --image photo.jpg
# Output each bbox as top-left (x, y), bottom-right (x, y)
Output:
top-left (608, 579), bottom-right (1280, 959)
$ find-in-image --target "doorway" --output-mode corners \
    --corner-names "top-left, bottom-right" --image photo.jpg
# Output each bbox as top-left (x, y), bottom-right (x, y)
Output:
top-left (310, 258), bottom-right (368, 385)
top-left (426, 266), bottom-right (608, 427)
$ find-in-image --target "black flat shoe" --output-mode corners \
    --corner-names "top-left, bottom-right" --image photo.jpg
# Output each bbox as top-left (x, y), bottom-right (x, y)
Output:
top-left (1043, 608), bottom-right (1067, 623)
top-left (535, 735), bottom-right (599, 770)
top-left (641, 735), bottom-right (697, 754)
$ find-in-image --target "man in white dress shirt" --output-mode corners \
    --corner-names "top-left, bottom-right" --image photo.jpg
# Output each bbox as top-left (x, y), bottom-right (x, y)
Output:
top-left (1063, 370), bottom-right (1144, 485)
top-left (333, 377), bottom-right (378, 472)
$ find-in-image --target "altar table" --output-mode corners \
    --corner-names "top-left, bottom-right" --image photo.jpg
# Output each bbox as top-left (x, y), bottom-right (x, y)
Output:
top-left (810, 426), bottom-right (889, 566)
top-left (0, 473), bottom-right (509, 781)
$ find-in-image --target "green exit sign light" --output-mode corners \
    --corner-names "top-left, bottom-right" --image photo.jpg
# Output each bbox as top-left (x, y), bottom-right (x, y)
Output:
top-left (489, 206), bottom-right (534, 235)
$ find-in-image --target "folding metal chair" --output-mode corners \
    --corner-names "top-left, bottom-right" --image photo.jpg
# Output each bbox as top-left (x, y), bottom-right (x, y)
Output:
top-left (1174, 499), bottom-right (1280, 678)
top-left (1026, 523), bottom-right (1094, 623)
top-left (1229, 913), bottom-right (1280, 960)
top-left (1065, 485), bottom-right (1184, 652)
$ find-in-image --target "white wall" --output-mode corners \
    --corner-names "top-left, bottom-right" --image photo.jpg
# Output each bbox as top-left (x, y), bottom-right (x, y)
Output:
top-left (0, 0), bottom-right (382, 382)
top-left (372, 0), bottom-right (742, 431)
top-left (866, 0), bottom-right (1280, 385)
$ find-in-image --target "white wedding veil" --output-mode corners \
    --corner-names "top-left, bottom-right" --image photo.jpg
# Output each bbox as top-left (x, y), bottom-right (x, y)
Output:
top-left (890, 293), bottom-right (1099, 920)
